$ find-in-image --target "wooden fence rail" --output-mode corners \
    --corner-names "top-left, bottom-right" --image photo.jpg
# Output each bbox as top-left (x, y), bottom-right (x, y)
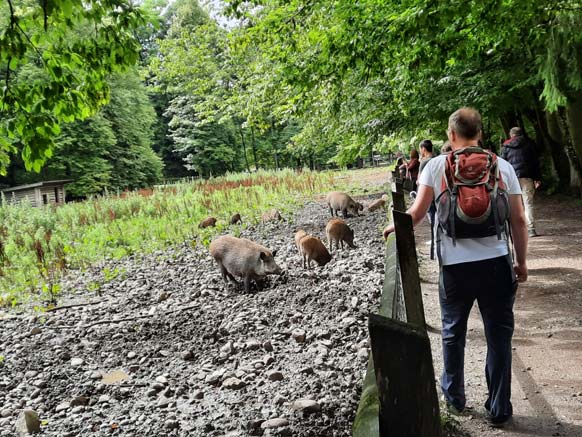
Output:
top-left (353, 171), bottom-right (441, 437)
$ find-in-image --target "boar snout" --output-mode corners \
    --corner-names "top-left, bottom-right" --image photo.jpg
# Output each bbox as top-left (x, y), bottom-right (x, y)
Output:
top-left (260, 251), bottom-right (283, 275)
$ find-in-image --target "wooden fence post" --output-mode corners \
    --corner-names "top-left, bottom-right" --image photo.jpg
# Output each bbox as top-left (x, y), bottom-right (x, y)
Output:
top-left (391, 191), bottom-right (405, 212)
top-left (392, 210), bottom-right (426, 328)
top-left (369, 314), bottom-right (441, 437)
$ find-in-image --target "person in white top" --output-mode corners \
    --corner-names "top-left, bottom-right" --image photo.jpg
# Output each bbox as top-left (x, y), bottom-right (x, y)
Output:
top-left (383, 107), bottom-right (529, 427)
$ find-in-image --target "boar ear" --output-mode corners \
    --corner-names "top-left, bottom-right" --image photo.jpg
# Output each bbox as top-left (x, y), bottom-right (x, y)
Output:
top-left (272, 249), bottom-right (278, 257)
top-left (259, 251), bottom-right (267, 261)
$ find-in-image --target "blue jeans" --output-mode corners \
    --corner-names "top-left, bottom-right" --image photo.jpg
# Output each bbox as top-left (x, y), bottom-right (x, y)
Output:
top-left (439, 256), bottom-right (517, 419)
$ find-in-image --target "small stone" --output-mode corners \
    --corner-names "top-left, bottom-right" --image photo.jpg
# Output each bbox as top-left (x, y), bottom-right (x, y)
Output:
top-left (267, 371), bottom-right (284, 382)
top-left (157, 396), bottom-right (171, 408)
top-left (263, 355), bottom-right (275, 366)
top-left (222, 377), bottom-right (246, 390)
top-left (299, 366), bottom-right (315, 375)
top-left (158, 292), bottom-right (168, 303)
top-left (127, 351), bottom-right (137, 359)
top-left (55, 402), bottom-right (69, 413)
top-left (357, 348), bottom-right (369, 362)
top-left (89, 371), bottom-right (102, 380)
top-left (263, 341), bottom-right (274, 352)
top-left (193, 390), bottom-right (204, 400)
top-left (273, 394), bottom-right (287, 405)
top-left (220, 342), bottom-right (235, 355)
top-left (205, 370), bottom-right (224, 385)
top-left (152, 382), bottom-right (165, 391)
top-left (98, 395), bottom-right (110, 404)
top-left (164, 419), bottom-right (179, 430)
top-left (71, 406), bottom-right (85, 414)
top-left (291, 399), bottom-right (321, 414)
top-left (341, 317), bottom-right (356, 327)
top-left (291, 330), bottom-right (306, 343)
top-left (70, 396), bottom-right (89, 407)
top-left (29, 327), bottom-right (42, 336)
top-left (70, 357), bottom-right (84, 367)
top-left (246, 339), bottom-right (261, 350)
top-left (15, 409), bottom-right (41, 434)
top-left (158, 350), bottom-right (170, 357)
top-left (1, 409), bottom-right (12, 418)
top-left (155, 375), bottom-right (169, 385)
top-left (261, 418), bottom-right (289, 429)
top-left (181, 350), bottom-right (194, 361)
top-left (350, 297), bottom-right (359, 308)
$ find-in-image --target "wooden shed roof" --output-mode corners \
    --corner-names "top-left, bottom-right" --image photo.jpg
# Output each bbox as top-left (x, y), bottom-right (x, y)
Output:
top-left (0, 180), bottom-right (73, 193)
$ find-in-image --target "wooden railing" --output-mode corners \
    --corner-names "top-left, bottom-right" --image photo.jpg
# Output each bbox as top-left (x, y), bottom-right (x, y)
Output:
top-left (352, 170), bottom-right (441, 437)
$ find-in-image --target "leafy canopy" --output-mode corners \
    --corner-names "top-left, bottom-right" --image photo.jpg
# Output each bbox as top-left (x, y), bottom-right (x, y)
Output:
top-left (0, 0), bottom-right (145, 174)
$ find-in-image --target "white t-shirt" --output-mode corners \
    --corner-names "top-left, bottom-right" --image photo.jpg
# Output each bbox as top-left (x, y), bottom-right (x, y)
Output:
top-left (418, 153), bottom-right (522, 266)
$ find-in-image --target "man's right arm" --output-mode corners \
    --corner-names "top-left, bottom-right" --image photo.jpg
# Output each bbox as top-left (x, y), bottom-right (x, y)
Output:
top-left (509, 194), bottom-right (529, 282)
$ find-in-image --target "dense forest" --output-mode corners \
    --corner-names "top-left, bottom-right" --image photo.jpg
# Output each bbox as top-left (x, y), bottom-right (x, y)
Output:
top-left (1, 0), bottom-right (582, 196)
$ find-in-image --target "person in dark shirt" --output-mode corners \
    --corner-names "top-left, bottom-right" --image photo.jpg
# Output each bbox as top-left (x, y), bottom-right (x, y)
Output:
top-left (501, 127), bottom-right (542, 237)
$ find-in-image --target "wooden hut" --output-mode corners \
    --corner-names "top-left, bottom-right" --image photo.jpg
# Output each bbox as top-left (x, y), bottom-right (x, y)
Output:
top-left (0, 180), bottom-right (72, 207)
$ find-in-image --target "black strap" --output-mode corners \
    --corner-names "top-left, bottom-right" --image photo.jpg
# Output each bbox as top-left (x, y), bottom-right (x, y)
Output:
top-left (449, 189), bottom-right (457, 246)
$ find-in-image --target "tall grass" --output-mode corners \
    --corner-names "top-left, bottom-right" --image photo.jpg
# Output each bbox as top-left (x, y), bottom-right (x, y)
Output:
top-left (0, 169), bottom-right (335, 307)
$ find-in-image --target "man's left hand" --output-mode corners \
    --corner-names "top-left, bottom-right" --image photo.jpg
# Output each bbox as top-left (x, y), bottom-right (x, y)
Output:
top-left (383, 224), bottom-right (395, 239)
top-left (534, 180), bottom-right (541, 189)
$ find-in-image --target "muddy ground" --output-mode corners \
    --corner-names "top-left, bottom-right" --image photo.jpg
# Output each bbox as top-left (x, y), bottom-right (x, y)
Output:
top-left (0, 183), bottom-right (390, 437)
top-left (2, 169), bottom-right (581, 437)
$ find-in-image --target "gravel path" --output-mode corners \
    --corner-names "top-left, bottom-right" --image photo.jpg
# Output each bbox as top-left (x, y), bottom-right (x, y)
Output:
top-left (0, 191), bottom-right (389, 436)
top-left (416, 194), bottom-right (582, 436)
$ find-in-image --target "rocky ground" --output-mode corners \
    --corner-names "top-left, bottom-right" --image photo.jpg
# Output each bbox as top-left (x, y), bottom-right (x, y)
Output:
top-left (0, 193), bottom-right (389, 436)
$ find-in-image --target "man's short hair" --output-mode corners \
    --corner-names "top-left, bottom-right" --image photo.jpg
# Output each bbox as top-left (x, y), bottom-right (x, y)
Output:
top-left (448, 107), bottom-right (482, 140)
top-left (509, 127), bottom-right (523, 137)
top-left (419, 139), bottom-right (433, 153)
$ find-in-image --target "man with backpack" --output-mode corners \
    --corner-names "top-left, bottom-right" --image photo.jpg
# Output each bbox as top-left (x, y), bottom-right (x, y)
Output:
top-left (383, 108), bottom-right (529, 426)
top-left (501, 127), bottom-right (542, 237)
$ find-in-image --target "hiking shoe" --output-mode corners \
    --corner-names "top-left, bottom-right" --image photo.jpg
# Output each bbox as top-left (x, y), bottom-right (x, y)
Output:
top-left (488, 414), bottom-right (512, 428)
top-left (528, 229), bottom-right (538, 237)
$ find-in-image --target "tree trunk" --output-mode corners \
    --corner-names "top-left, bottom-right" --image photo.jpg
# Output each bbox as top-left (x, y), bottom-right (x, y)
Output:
top-left (271, 119), bottom-right (279, 170)
top-left (499, 112), bottom-right (519, 138)
top-left (545, 111), bottom-right (572, 192)
top-left (556, 108), bottom-right (582, 193)
top-left (238, 125), bottom-right (250, 173)
top-left (523, 106), bottom-right (559, 185)
top-left (250, 126), bottom-right (259, 172)
top-left (565, 93), bottom-right (582, 181)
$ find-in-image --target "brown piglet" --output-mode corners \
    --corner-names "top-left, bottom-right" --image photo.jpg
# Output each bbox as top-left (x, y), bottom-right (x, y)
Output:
top-left (262, 209), bottom-right (282, 222)
top-left (230, 213), bottom-right (242, 225)
top-left (295, 230), bottom-right (331, 269)
top-left (199, 216), bottom-right (217, 229)
top-left (325, 218), bottom-right (356, 251)
top-left (367, 198), bottom-right (386, 212)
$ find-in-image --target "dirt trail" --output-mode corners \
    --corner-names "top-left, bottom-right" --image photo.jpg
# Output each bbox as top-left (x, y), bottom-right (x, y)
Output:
top-left (416, 194), bottom-right (582, 436)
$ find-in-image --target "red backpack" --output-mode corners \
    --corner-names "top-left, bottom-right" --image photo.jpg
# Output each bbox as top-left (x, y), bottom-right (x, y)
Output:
top-left (436, 147), bottom-right (510, 246)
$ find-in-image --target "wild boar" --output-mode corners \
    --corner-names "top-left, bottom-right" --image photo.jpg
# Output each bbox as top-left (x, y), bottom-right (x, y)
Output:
top-left (367, 198), bottom-right (386, 212)
top-left (199, 216), bottom-right (217, 229)
top-left (209, 235), bottom-right (282, 292)
top-left (326, 192), bottom-right (363, 218)
top-left (230, 213), bottom-right (242, 225)
top-left (294, 229), bottom-right (308, 253)
top-left (325, 218), bottom-right (356, 251)
top-left (297, 235), bottom-right (332, 269)
top-left (262, 209), bottom-right (282, 222)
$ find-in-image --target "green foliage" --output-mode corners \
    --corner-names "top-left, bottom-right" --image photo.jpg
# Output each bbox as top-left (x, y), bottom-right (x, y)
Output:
top-left (0, 0), bottom-right (146, 174)
top-left (1, 70), bottom-right (163, 197)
